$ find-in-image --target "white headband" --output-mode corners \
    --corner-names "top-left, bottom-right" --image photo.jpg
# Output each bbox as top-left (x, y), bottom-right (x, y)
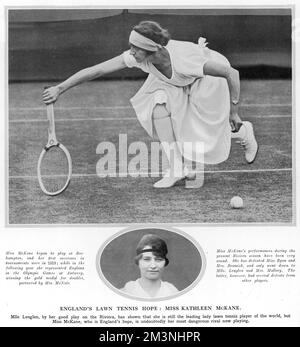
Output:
top-left (129, 30), bottom-right (162, 52)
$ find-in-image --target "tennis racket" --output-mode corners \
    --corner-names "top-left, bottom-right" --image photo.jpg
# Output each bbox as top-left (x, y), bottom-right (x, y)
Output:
top-left (37, 93), bottom-right (72, 196)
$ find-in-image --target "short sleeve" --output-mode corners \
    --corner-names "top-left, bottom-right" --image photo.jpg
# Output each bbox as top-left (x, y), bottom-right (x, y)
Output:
top-left (169, 41), bottom-right (209, 79)
top-left (122, 50), bottom-right (151, 74)
top-left (207, 49), bottom-right (231, 68)
top-left (122, 50), bottom-right (139, 68)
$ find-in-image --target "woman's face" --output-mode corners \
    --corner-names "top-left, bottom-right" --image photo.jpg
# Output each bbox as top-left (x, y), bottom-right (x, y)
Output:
top-left (129, 44), bottom-right (150, 63)
top-left (138, 249), bottom-right (166, 281)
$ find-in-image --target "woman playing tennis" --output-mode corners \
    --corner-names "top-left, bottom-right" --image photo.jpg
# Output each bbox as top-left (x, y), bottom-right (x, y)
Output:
top-left (43, 21), bottom-right (258, 188)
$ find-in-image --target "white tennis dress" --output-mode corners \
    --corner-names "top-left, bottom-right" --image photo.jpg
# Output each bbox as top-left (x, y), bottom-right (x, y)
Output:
top-left (123, 39), bottom-right (232, 164)
top-left (121, 279), bottom-right (178, 298)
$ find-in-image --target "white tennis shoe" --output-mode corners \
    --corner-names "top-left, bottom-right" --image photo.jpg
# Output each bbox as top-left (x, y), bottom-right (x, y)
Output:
top-left (240, 121), bottom-right (258, 164)
top-left (153, 167), bottom-right (196, 188)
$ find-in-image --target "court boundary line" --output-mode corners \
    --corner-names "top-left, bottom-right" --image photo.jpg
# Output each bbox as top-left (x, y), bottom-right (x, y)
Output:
top-left (9, 167), bottom-right (292, 179)
top-left (9, 114), bottom-right (292, 123)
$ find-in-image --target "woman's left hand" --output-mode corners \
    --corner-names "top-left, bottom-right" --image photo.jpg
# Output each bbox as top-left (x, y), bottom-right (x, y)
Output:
top-left (229, 110), bottom-right (242, 132)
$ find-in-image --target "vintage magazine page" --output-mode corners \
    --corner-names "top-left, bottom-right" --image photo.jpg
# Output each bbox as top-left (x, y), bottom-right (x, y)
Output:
top-left (1, 0), bottom-right (300, 337)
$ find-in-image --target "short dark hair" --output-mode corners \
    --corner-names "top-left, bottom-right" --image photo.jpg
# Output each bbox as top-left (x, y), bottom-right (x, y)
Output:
top-left (134, 234), bottom-right (169, 266)
top-left (133, 21), bottom-right (171, 46)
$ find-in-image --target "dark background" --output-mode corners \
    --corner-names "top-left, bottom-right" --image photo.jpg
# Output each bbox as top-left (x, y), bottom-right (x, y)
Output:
top-left (8, 8), bottom-right (291, 81)
top-left (99, 228), bottom-right (203, 292)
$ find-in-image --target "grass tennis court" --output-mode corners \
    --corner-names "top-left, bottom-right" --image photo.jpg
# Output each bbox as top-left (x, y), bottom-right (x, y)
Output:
top-left (8, 79), bottom-right (293, 224)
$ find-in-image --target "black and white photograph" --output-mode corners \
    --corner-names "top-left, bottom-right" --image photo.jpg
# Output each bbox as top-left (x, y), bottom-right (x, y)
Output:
top-left (8, 7), bottom-right (293, 224)
top-left (1, 1), bottom-right (299, 331)
top-left (97, 227), bottom-right (205, 301)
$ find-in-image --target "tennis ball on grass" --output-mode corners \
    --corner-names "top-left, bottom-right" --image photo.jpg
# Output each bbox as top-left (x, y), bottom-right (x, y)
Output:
top-left (230, 196), bottom-right (244, 209)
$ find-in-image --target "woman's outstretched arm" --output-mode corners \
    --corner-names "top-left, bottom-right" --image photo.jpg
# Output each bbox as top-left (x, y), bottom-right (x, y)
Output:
top-left (43, 54), bottom-right (127, 104)
top-left (203, 60), bottom-right (242, 132)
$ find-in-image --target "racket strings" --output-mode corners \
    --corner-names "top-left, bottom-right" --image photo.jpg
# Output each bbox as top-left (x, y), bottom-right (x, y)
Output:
top-left (39, 146), bottom-right (70, 194)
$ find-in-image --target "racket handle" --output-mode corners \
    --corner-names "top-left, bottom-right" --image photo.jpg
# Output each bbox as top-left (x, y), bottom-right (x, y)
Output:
top-left (44, 85), bottom-right (52, 90)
